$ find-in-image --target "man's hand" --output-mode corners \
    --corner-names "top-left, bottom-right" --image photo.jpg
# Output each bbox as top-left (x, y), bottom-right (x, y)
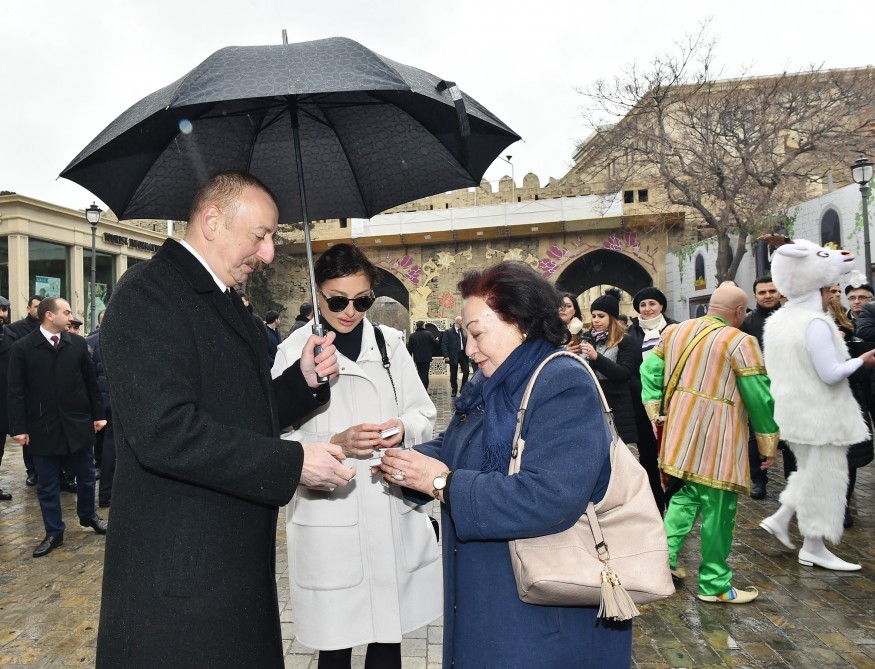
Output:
top-left (761, 457), bottom-right (776, 470)
top-left (300, 330), bottom-right (339, 388)
top-left (858, 349), bottom-right (875, 368)
top-left (94, 420), bottom-right (107, 433)
top-left (300, 442), bottom-right (355, 489)
top-left (12, 433), bottom-right (28, 446)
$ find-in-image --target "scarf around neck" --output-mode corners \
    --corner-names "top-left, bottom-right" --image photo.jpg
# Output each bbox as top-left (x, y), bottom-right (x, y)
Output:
top-left (477, 338), bottom-right (558, 473)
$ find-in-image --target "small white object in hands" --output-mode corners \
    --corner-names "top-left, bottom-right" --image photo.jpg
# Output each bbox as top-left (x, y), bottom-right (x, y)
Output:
top-left (380, 425), bottom-right (401, 439)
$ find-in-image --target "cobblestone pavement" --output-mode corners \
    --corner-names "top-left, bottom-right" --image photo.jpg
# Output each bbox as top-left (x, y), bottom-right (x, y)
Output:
top-left (0, 380), bottom-right (873, 668)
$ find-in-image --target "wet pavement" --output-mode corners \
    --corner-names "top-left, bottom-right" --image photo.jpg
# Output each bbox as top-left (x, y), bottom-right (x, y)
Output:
top-left (0, 381), bottom-right (873, 668)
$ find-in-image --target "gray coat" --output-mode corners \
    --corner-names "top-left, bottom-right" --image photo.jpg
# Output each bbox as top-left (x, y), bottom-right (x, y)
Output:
top-left (96, 239), bottom-right (327, 669)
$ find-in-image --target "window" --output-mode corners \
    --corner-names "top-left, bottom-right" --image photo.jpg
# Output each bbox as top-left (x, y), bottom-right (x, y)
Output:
top-left (82, 250), bottom-right (116, 332)
top-left (820, 209), bottom-right (841, 248)
top-left (623, 190), bottom-right (634, 204)
top-left (29, 239), bottom-right (69, 301)
top-left (694, 253), bottom-right (706, 290)
top-left (638, 189), bottom-right (648, 203)
top-left (339, 217), bottom-right (348, 229)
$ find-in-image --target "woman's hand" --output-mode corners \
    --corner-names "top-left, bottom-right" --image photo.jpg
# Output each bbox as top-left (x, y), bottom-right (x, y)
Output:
top-left (330, 423), bottom-right (384, 458)
top-left (580, 342), bottom-right (598, 360)
top-left (379, 448), bottom-right (449, 497)
top-left (376, 418), bottom-right (405, 448)
top-left (566, 341), bottom-right (583, 355)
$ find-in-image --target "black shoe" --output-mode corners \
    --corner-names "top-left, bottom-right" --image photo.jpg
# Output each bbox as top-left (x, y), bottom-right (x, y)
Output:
top-left (33, 535), bottom-right (63, 558)
top-left (0, 488), bottom-right (11, 501)
top-left (750, 482), bottom-right (767, 500)
top-left (25, 474), bottom-right (37, 487)
top-left (79, 514), bottom-right (108, 534)
top-left (451, 392), bottom-right (457, 397)
top-left (844, 509), bottom-right (854, 529)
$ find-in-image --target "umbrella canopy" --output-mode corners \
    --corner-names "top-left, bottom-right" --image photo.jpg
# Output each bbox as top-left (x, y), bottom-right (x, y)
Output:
top-left (60, 37), bottom-right (520, 224)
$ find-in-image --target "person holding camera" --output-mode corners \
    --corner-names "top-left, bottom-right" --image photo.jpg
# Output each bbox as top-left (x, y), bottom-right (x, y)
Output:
top-left (579, 290), bottom-right (642, 447)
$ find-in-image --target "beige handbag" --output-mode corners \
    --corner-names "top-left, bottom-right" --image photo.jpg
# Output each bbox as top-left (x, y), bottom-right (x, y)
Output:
top-left (508, 351), bottom-right (674, 620)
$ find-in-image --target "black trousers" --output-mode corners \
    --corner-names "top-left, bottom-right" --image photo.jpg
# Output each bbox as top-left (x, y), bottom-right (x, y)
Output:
top-left (415, 360), bottom-right (430, 390)
top-left (448, 357), bottom-right (469, 394)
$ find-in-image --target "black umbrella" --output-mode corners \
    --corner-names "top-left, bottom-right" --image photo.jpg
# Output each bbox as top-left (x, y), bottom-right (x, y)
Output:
top-left (61, 36), bottom-right (519, 347)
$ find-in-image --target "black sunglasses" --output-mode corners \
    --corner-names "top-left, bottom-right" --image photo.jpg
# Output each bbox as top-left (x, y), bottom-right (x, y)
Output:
top-left (320, 291), bottom-right (376, 313)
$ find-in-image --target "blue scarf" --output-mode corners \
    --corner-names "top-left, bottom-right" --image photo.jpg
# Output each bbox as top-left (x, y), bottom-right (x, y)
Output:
top-left (463, 338), bottom-right (558, 473)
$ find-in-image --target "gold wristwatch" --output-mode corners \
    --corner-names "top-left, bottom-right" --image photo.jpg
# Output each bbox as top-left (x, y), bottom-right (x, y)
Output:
top-left (432, 470), bottom-right (451, 500)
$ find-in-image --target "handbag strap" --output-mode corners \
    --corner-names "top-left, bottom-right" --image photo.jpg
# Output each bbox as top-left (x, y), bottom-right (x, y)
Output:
top-left (510, 351), bottom-right (617, 460)
top-left (658, 322), bottom-right (723, 416)
top-left (372, 324), bottom-right (398, 409)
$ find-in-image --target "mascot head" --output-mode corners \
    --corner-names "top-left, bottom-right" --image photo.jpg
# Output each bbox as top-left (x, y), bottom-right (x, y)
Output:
top-left (770, 239), bottom-right (855, 300)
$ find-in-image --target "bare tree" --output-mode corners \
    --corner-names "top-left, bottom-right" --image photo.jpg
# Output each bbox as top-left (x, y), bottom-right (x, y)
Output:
top-left (572, 25), bottom-right (875, 282)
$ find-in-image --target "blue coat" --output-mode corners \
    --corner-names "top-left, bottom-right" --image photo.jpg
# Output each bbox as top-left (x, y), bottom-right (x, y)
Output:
top-left (415, 356), bottom-right (633, 668)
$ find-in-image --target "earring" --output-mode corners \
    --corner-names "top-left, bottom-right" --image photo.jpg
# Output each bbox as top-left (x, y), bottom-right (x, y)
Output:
top-left (521, 332), bottom-right (528, 342)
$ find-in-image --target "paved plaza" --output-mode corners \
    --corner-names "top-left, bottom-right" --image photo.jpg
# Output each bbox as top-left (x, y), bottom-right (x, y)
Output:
top-left (0, 381), bottom-right (873, 668)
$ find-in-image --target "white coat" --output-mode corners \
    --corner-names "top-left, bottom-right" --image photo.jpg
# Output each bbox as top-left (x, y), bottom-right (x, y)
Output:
top-left (272, 319), bottom-right (442, 650)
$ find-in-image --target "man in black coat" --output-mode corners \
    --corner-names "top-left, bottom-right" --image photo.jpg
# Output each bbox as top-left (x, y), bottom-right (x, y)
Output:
top-left (441, 316), bottom-right (469, 397)
top-left (740, 276), bottom-right (785, 500)
top-left (408, 320), bottom-right (437, 389)
top-left (7, 297), bottom-right (107, 558)
top-left (5, 294), bottom-right (43, 485)
top-left (86, 311), bottom-right (114, 507)
top-left (95, 172), bottom-right (354, 669)
top-left (0, 295), bottom-right (13, 500)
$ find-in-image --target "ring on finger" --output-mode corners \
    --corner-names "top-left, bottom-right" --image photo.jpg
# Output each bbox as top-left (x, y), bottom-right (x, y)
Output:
top-left (392, 470), bottom-right (406, 482)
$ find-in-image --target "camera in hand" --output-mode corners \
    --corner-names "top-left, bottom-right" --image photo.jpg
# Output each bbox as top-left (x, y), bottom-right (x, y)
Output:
top-left (581, 331), bottom-right (597, 346)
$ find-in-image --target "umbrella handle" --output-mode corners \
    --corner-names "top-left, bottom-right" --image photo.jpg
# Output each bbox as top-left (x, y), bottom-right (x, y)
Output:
top-left (312, 321), bottom-right (329, 384)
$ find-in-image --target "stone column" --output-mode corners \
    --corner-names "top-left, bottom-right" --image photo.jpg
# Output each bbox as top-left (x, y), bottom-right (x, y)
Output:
top-left (7, 235), bottom-right (29, 320)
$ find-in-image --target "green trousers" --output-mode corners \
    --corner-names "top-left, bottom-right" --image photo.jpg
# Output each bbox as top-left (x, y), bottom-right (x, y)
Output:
top-left (664, 480), bottom-right (738, 597)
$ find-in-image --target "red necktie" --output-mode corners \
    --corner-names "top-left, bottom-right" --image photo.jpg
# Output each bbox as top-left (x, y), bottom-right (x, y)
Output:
top-left (50, 335), bottom-right (59, 349)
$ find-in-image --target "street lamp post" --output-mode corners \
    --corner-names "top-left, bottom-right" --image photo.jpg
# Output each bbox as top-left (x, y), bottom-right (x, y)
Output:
top-left (852, 155), bottom-right (874, 287)
top-left (85, 203), bottom-right (102, 333)
top-left (499, 154), bottom-right (515, 203)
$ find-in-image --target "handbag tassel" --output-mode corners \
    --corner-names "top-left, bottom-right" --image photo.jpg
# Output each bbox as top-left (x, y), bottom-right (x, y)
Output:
top-left (597, 568), bottom-right (640, 621)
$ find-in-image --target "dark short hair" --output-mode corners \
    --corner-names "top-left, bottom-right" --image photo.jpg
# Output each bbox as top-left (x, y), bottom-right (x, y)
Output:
top-left (559, 292), bottom-right (582, 321)
top-left (458, 261), bottom-right (567, 346)
top-left (265, 310), bottom-right (280, 324)
top-left (37, 297), bottom-right (63, 322)
top-left (314, 243), bottom-right (379, 288)
top-left (752, 276), bottom-right (775, 292)
top-left (299, 303), bottom-right (314, 317)
top-left (416, 320), bottom-right (425, 329)
top-left (188, 171), bottom-right (276, 227)
top-left (28, 294), bottom-right (44, 306)
top-left (846, 283), bottom-right (874, 296)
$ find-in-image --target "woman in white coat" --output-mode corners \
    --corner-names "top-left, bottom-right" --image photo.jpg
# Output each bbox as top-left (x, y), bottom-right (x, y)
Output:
top-left (272, 244), bottom-right (441, 669)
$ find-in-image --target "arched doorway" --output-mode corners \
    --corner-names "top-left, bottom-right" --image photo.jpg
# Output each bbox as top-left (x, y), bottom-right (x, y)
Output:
top-left (369, 268), bottom-right (410, 333)
top-left (554, 249), bottom-right (654, 297)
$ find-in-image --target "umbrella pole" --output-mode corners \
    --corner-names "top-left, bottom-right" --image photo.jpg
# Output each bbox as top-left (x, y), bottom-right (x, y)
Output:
top-left (291, 98), bottom-right (328, 383)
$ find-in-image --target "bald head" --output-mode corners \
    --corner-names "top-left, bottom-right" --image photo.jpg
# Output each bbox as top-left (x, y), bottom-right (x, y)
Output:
top-left (708, 284), bottom-right (748, 327)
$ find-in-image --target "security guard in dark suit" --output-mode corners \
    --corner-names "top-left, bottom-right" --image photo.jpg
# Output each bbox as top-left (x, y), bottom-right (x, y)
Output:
top-left (7, 297), bottom-right (107, 557)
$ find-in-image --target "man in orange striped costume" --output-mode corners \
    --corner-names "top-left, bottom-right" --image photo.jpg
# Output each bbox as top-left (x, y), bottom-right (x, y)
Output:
top-left (641, 284), bottom-right (779, 604)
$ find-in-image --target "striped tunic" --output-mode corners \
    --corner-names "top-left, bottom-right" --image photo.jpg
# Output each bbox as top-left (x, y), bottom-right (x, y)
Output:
top-left (640, 316), bottom-right (779, 493)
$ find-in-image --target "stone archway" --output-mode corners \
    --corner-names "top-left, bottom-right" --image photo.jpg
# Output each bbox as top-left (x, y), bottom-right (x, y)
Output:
top-left (554, 249), bottom-right (653, 296)
top-left (368, 268), bottom-right (411, 333)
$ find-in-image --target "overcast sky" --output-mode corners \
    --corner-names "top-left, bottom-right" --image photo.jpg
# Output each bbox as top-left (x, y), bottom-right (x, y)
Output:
top-left (3, 0), bottom-right (874, 216)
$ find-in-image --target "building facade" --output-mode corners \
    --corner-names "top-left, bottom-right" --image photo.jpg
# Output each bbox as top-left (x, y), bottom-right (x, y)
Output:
top-left (0, 194), bottom-right (166, 331)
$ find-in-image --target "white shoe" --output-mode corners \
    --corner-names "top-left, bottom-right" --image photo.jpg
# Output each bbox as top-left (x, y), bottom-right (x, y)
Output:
top-left (759, 516), bottom-right (795, 550)
top-left (798, 548), bottom-right (861, 571)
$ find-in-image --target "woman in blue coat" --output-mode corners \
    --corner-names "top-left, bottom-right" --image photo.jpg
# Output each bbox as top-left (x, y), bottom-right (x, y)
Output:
top-left (381, 261), bottom-right (633, 668)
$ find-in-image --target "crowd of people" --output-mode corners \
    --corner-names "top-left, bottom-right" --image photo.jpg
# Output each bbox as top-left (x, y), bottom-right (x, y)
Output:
top-left (1, 170), bottom-right (873, 667)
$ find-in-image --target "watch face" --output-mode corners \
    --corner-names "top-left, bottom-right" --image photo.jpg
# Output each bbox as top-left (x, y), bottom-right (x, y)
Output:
top-left (433, 475), bottom-right (447, 490)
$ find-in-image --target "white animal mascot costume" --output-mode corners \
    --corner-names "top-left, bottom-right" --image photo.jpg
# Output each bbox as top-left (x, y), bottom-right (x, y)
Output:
top-left (759, 239), bottom-right (874, 571)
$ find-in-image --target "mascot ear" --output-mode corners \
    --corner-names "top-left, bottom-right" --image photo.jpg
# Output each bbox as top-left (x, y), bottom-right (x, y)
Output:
top-left (774, 243), bottom-right (810, 258)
